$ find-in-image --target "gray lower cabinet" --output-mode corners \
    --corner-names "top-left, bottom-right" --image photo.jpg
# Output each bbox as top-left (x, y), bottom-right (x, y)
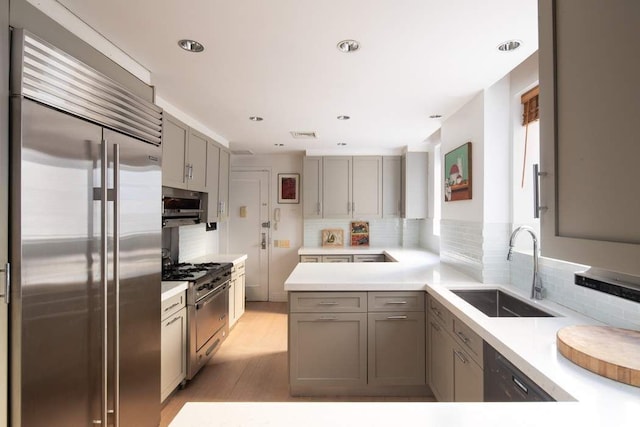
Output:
top-left (368, 311), bottom-right (425, 386)
top-left (299, 255), bottom-right (322, 263)
top-left (161, 292), bottom-right (187, 402)
top-left (289, 291), bottom-right (428, 396)
top-left (322, 255), bottom-right (352, 263)
top-left (427, 294), bottom-right (483, 402)
top-left (289, 312), bottom-right (367, 390)
top-left (353, 254), bottom-right (385, 263)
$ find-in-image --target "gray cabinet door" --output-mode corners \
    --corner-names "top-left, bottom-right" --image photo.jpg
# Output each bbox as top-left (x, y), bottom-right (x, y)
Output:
top-left (539, 0), bottom-right (640, 275)
top-left (322, 157), bottom-right (352, 218)
top-left (367, 312), bottom-right (425, 386)
top-left (160, 307), bottom-right (187, 402)
top-left (205, 143), bottom-right (221, 222)
top-left (321, 255), bottom-right (352, 263)
top-left (289, 313), bottom-right (367, 390)
top-left (383, 156), bottom-right (402, 218)
top-left (453, 346), bottom-right (483, 402)
top-left (162, 114), bottom-right (188, 189)
top-left (353, 156), bottom-right (382, 218)
top-left (428, 317), bottom-right (454, 401)
top-left (187, 130), bottom-right (208, 192)
top-left (218, 149), bottom-right (230, 220)
top-left (299, 255), bottom-right (322, 263)
top-left (303, 157), bottom-right (323, 218)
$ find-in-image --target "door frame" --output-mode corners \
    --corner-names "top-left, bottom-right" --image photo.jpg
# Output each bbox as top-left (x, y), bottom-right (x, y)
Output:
top-left (229, 167), bottom-right (271, 301)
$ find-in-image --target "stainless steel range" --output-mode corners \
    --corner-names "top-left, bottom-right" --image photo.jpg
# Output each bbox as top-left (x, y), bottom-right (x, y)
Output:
top-left (163, 262), bottom-right (232, 380)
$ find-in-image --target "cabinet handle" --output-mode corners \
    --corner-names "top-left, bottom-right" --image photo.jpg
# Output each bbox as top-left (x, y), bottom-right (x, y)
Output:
top-left (430, 321), bottom-right (441, 332)
top-left (432, 307), bottom-right (442, 317)
top-left (185, 164), bottom-right (190, 180)
top-left (454, 350), bottom-right (469, 364)
top-left (318, 301), bottom-right (339, 305)
top-left (387, 315), bottom-right (408, 320)
top-left (386, 301), bottom-right (408, 305)
top-left (166, 315), bottom-right (182, 326)
top-left (163, 301), bottom-right (181, 312)
top-left (533, 164), bottom-right (548, 218)
top-left (316, 202), bottom-right (321, 215)
top-left (456, 331), bottom-right (470, 344)
top-left (512, 375), bottom-right (529, 394)
top-left (347, 201), bottom-right (351, 213)
top-left (317, 316), bottom-right (337, 321)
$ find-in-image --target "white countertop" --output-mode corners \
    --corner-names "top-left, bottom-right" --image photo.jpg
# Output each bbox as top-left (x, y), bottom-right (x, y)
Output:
top-left (187, 253), bottom-right (248, 265)
top-left (170, 248), bottom-right (639, 426)
top-left (169, 401), bottom-right (636, 427)
top-left (161, 281), bottom-right (188, 301)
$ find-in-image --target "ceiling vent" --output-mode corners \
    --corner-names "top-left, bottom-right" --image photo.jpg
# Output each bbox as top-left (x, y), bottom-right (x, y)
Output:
top-left (290, 131), bottom-right (319, 139)
top-left (231, 149), bottom-right (254, 155)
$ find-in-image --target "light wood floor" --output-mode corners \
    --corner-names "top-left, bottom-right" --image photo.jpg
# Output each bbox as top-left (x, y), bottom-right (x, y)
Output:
top-left (160, 302), bottom-right (435, 426)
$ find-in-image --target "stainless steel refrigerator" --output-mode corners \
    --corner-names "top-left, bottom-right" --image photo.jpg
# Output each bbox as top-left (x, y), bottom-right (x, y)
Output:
top-left (9, 30), bottom-right (163, 426)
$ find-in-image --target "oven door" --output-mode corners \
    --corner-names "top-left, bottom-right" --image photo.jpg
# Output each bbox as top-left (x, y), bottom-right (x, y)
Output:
top-left (194, 284), bottom-right (228, 351)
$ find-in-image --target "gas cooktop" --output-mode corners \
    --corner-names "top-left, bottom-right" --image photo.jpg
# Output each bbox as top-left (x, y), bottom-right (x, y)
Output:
top-left (162, 262), bottom-right (230, 282)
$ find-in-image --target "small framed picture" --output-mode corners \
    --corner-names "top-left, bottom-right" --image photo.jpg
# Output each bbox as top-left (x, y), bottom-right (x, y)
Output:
top-left (444, 142), bottom-right (472, 202)
top-left (278, 173), bottom-right (299, 204)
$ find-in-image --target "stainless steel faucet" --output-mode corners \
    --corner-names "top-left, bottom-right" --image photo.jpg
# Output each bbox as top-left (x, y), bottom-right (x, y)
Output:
top-left (507, 226), bottom-right (543, 300)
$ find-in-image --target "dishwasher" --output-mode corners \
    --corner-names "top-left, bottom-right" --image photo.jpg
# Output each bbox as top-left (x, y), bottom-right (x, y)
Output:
top-left (484, 342), bottom-right (555, 402)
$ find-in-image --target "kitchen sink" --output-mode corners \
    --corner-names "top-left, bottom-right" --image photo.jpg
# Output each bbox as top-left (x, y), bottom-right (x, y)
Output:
top-left (452, 289), bottom-right (555, 318)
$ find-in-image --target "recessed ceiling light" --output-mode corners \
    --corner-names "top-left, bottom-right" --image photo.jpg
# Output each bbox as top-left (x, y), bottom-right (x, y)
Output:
top-left (497, 40), bottom-right (521, 52)
top-left (429, 114), bottom-right (443, 119)
top-left (337, 40), bottom-right (360, 53)
top-left (274, 143), bottom-right (284, 147)
top-left (337, 115), bottom-right (350, 120)
top-left (178, 39), bottom-right (204, 53)
top-left (249, 116), bottom-right (263, 122)
top-left (337, 142), bottom-right (347, 146)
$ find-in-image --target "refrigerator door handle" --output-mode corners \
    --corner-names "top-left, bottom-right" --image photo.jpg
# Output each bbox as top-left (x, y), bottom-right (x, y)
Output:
top-left (100, 138), bottom-right (109, 427)
top-left (112, 143), bottom-right (121, 427)
top-left (0, 263), bottom-right (9, 304)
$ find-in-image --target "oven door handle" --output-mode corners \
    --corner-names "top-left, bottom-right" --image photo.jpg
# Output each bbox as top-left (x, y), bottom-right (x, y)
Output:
top-left (195, 285), bottom-right (227, 310)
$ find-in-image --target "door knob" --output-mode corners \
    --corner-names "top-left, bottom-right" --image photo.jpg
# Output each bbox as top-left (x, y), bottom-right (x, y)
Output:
top-left (261, 233), bottom-right (267, 249)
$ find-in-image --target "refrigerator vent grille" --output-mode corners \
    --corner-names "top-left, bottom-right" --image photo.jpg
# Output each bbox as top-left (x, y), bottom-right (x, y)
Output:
top-left (13, 30), bottom-right (163, 145)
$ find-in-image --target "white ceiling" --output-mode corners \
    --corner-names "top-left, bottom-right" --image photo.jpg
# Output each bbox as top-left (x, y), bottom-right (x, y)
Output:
top-left (56, 0), bottom-right (538, 154)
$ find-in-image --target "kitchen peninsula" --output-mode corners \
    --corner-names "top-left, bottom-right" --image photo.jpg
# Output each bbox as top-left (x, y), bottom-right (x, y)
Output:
top-left (279, 249), bottom-right (640, 415)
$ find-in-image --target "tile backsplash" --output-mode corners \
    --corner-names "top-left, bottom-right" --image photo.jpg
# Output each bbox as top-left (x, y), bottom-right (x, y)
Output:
top-left (178, 223), bottom-right (219, 262)
top-left (509, 252), bottom-right (640, 330)
top-left (303, 218), bottom-right (421, 248)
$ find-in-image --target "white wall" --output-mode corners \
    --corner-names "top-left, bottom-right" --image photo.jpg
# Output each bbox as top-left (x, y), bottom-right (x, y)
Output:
top-left (231, 154), bottom-right (303, 302)
top-left (440, 92), bottom-right (485, 222)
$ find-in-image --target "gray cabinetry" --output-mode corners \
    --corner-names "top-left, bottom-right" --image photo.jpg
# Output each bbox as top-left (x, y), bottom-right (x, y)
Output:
top-left (303, 157), bottom-right (323, 218)
top-left (162, 114), bottom-right (189, 189)
top-left (229, 260), bottom-right (246, 328)
top-left (205, 143), bottom-right (220, 222)
top-left (352, 156), bottom-right (382, 218)
top-left (538, 0), bottom-right (640, 275)
top-left (322, 156), bottom-right (352, 218)
top-left (427, 294), bottom-right (483, 402)
top-left (353, 254), bottom-right (385, 263)
top-left (161, 292), bottom-right (187, 402)
top-left (322, 255), bottom-right (352, 263)
top-left (299, 255), bottom-right (322, 263)
top-left (382, 156), bottom-right (402, 218)
top-left (186, 129), bottom-right (208, 192)
top-left (401, 152), bottom-right (428, 219)
top-left (217, 149), bottom-right (230, 221)
top-left (367, 311), bottom-right (425, 386)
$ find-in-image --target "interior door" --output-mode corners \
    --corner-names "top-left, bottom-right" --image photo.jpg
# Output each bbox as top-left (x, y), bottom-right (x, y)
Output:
top-left (229, 171), bottom-right (269, 301)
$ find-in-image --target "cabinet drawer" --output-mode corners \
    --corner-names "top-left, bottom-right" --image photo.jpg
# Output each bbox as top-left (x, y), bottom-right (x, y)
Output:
top-left (428, 295), bottom-right (453, 331)
top-left (368, 292), bottom-right (425, 312)
top-left (453, 317), bottom-right (483, 365)
top-left (161, 292), bottom-right (186, 319)
top-left (300, 255), bottom-right (322, 263)
top-left (322, 255), bottom-right (352, 263)
top-left (290, 292), bottom-right (367, 313)
top-left (353, 254), bottom-right (385, 263)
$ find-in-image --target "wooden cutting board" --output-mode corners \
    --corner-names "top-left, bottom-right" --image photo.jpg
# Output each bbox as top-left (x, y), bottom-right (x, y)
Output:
top-left (557, 325), bottom-right (640, 387)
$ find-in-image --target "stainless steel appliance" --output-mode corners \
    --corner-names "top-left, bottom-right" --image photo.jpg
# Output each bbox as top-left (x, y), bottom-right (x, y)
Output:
top-left (163, 262), bottom-right (232, 379)
top-left (162, 186), bottom-right (204, 227)
top-left (9, 30), bottom-right (162, 427)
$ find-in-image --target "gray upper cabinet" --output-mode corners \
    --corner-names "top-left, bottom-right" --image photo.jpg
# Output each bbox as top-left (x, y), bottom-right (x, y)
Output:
top-left (162, 114), bottom-right (189, 189)
top-left (538, 0), bottom-right (640, 276)
top-left (218, 149), bottom-right (230, 221)
top-left (303, 157), bottom-right (323, 218)
top-left (205, 143), bottom-right (220, 222)
top-left (186, 129), bottom-right (208, 192)
top-left (382, 156), bottom-right (402, 218)
top-left (402, 152), bottom-right (428, 219)
top-left (323, 156), bottom-right (352, 218)
top-left (352, 156), bottom-right (382, 218)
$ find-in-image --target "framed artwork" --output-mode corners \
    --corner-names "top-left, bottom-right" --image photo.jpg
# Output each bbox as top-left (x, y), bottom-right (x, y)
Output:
top-left (350, 221), bottom-right (369, 246)
top-left (321, 229), bottom-right (344, 247)
top-left (277, 173), bottom-right (299, 204)
top-left (444, 142), bottom-right (472, 202)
